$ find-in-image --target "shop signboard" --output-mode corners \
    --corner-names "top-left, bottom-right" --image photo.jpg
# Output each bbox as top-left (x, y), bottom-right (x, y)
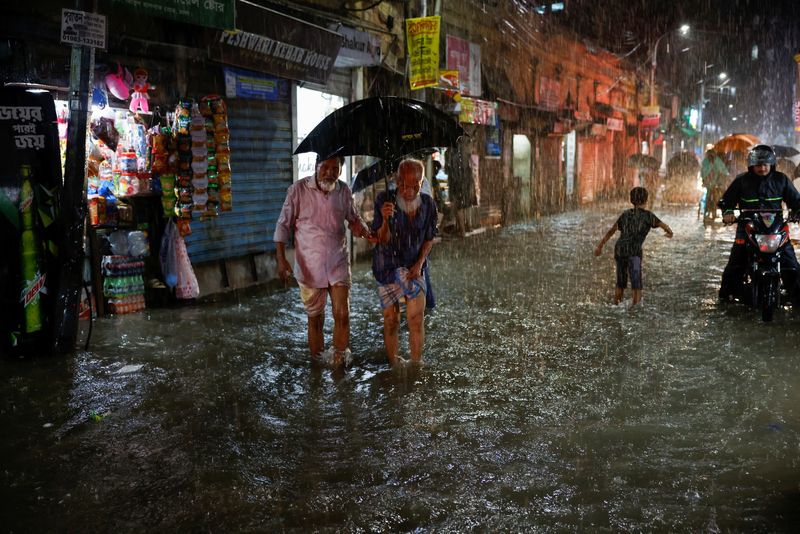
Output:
top-left (641, 104), bottom-right (661, 128)
top-left (446, 35), bottom-right (481, 97)
top-left (406, 16), bottom-right (440, 90)
top-left (208, 3), bottom-right (342, 86)
top-left (107, 0), bottom-right (235, 30)
top-left (606, 117), bottom-right (624, 131)
top-left (330, 25), bottom-right (381, 68)
top-left (61, 9), bottom-right (107, 49)
top-left (223, 67), bottom-right (288, 101)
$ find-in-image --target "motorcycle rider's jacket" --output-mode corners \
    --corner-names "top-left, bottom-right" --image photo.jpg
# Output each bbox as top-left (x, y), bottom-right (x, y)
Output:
top-left (718, 169), bottom-right (800, 221)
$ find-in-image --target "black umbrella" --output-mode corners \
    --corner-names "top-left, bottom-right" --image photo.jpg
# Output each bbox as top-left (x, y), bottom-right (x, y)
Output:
top-left (351, 149), bottom-right (437, 193)
top-left (294, 96), bottom-right (466, 161)
top-left (772, 145), bottom-right (800, 158)
top-left (351, 159), bottom-right (397, 194)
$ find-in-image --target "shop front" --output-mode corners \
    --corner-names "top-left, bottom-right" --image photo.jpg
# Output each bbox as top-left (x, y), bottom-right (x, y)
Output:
top-left (1, 0), bottom-right (350, 352)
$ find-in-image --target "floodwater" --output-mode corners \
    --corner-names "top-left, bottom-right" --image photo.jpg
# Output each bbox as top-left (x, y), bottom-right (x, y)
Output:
top-left (3, 204), bottom-right (800, 531)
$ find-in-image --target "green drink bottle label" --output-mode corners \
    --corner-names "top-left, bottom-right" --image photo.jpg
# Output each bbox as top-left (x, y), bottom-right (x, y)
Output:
top-left (19, 165), bottom-right (44, 334)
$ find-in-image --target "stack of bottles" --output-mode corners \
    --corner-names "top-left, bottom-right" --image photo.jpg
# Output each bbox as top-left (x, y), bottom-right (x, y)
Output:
top-left (102, 255), bottom-right (146, 314)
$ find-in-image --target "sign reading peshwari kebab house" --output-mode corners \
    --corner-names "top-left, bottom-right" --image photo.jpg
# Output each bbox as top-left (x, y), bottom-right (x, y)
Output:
top-left (209, 2), bottom-right (342, 85)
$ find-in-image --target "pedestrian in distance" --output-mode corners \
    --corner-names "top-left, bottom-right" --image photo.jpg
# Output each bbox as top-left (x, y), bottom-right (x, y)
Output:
top-left (274, 155), bottom-right (377, 366)
top-left (594, 186), bottom-right (673, 306)
top-left (372, 159), bottom-right (438, 366)
top-left (701, 148), bottom-right (729, 221)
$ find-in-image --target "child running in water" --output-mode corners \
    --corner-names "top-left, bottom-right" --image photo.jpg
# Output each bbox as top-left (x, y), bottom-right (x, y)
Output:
top-left (594, 187), bottom-right (673, 305)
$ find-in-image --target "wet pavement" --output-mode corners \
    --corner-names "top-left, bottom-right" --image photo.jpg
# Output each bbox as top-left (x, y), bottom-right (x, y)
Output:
top-left (3, 204), bottom-right (800, 531)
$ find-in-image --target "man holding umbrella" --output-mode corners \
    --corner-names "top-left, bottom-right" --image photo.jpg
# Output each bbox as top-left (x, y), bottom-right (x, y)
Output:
top-left (372, 159), bottom-right (438, 366)
top-left (274, 155), bottom-right (376, 366)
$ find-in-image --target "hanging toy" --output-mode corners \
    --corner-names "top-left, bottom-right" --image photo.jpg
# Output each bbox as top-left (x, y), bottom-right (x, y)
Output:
top-left (129, 68), bottom-right (152, 113)
top-left (105, 62), bottom-right (132, 101)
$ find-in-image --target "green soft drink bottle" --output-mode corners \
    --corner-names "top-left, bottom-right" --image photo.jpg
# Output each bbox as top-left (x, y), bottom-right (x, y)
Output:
top-left (19, 165), bottom-right (44, 334)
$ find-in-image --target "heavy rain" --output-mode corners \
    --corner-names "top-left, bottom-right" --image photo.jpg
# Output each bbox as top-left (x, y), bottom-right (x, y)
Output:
top-left (3, 0), bottom-right (800, 531)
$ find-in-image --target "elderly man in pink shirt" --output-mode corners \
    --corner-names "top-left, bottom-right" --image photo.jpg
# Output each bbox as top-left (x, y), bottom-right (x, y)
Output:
top-left (274, 155), bottom-right (375, 366)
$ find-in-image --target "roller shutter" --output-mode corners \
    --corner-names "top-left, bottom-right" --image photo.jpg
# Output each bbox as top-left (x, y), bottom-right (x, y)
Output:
top-left (185, 95), bottom-right (292, 263)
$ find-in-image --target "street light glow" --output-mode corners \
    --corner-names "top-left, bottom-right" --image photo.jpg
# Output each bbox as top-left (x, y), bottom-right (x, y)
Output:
top-left (719, 72), bottom-right (728, 80)
top-left (679, 24), bottom-right (690, 35)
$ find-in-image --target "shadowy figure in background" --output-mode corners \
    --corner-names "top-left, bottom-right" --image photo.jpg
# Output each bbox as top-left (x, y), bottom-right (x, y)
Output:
top-left (447, 142), bottom-right (477, 236)
top-left (594, 187), bottom-right (673, 306)
top-left (274, 155), bottom-right (376, 366)
top-left (372, 159), bottom-right (438, 366)
top-left (701, 149), bottom-right (729, 220)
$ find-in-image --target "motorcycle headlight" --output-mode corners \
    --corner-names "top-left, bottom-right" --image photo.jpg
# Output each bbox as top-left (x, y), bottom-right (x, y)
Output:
top-left (755, 233), bottom-right (787, 253)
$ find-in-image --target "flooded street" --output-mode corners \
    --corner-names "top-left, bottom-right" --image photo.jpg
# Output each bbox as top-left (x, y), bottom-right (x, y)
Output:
top-left (3, 204), bottom-right (800, 531)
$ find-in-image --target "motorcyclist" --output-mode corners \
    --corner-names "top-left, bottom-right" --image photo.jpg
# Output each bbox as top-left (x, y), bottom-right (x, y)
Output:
top-left (718, 144), bottom-right (800, 302)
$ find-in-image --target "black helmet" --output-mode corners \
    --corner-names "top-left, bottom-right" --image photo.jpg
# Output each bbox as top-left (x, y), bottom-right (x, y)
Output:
top-left (747, 144), bottom-right (776, 167)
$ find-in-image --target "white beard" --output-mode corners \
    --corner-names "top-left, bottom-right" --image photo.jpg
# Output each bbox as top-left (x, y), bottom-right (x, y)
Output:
top-left (317, 177), bottom-right (337, 192)
top-left (396, 195), bottom-right (421, 214)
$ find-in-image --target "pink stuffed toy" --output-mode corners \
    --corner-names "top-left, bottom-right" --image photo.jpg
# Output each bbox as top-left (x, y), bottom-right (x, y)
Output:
top-left (105, 62), bottom-right (131, 101)
top-left (129, 68), bottom-right (151, 113)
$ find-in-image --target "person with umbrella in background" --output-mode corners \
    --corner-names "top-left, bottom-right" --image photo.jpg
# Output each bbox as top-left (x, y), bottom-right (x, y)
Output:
top-left (718, 145), bottom-right (800, 303)
top-left (700, 148), bottom-right (729, 220)
top-left (372, 159), bottom-right (438, 366)
top-left (274, 155), bottom-right (377, 367)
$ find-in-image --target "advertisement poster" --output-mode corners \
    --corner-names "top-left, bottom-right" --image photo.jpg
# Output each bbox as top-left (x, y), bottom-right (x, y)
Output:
top-left (0, 87), bottom-right (62, 355)
top-left (446, 35), bottom-right (481, 97)
top-left (538, 76), bottom-right (561, 110)
top-left (406, 16), bottom-right (440, 90)
top-left (486, 126), bottom-right (501, 158)
top-left (458, 97), bottom-right (497, 126)
top-left (223, 67), bottom-right (287, 100)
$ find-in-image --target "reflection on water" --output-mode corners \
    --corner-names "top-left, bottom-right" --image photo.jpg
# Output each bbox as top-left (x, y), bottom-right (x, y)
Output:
top-left (3, 206), bottom-right (800, 531)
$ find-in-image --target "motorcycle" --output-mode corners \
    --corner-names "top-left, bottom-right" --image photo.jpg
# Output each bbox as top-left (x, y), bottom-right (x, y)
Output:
top-left (733, 209), bottom-right (797, 322)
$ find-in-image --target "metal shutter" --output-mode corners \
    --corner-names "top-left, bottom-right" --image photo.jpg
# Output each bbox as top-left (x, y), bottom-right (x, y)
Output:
top-left (185, 96), bottom-right (292, 263)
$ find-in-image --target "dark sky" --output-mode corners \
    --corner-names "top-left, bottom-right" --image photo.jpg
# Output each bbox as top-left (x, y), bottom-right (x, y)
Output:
top-left (559, 0), bottom-right (800, 143)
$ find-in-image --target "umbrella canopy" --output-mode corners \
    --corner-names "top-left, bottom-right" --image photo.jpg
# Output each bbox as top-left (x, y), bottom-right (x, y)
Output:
top-left (351, 149), bottom-right (436, 193)
top-left (776, 157), bottom-right (796, 177)
top-left (772, 144), bottom-right (800, 158)
top-left (627, 153), bottom-right (659, 170)
top-left (294, 96), bottom-right (466, 160)
top-left (713, 133), bottom-right (760, 154)
top-left (352, 159), bottom-right (397, 194)
top-left (666, 151), bottom-right (699, 175)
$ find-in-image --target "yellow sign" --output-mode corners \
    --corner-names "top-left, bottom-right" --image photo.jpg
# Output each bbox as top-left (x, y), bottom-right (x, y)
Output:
top-left (406, 16), bottom-right (440, 90)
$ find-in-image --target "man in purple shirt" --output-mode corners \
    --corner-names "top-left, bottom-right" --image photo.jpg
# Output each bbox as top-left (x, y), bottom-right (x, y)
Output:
top-left (274, 156), bottom-right (375, 366)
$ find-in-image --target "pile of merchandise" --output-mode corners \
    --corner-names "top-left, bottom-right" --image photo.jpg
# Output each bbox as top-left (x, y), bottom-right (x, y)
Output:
top-left (101, 230), bottom-right (149, 314)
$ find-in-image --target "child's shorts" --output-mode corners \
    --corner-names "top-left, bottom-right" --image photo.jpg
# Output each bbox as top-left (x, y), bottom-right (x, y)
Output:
top-left (615, 255), bottom-right (643, 290)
